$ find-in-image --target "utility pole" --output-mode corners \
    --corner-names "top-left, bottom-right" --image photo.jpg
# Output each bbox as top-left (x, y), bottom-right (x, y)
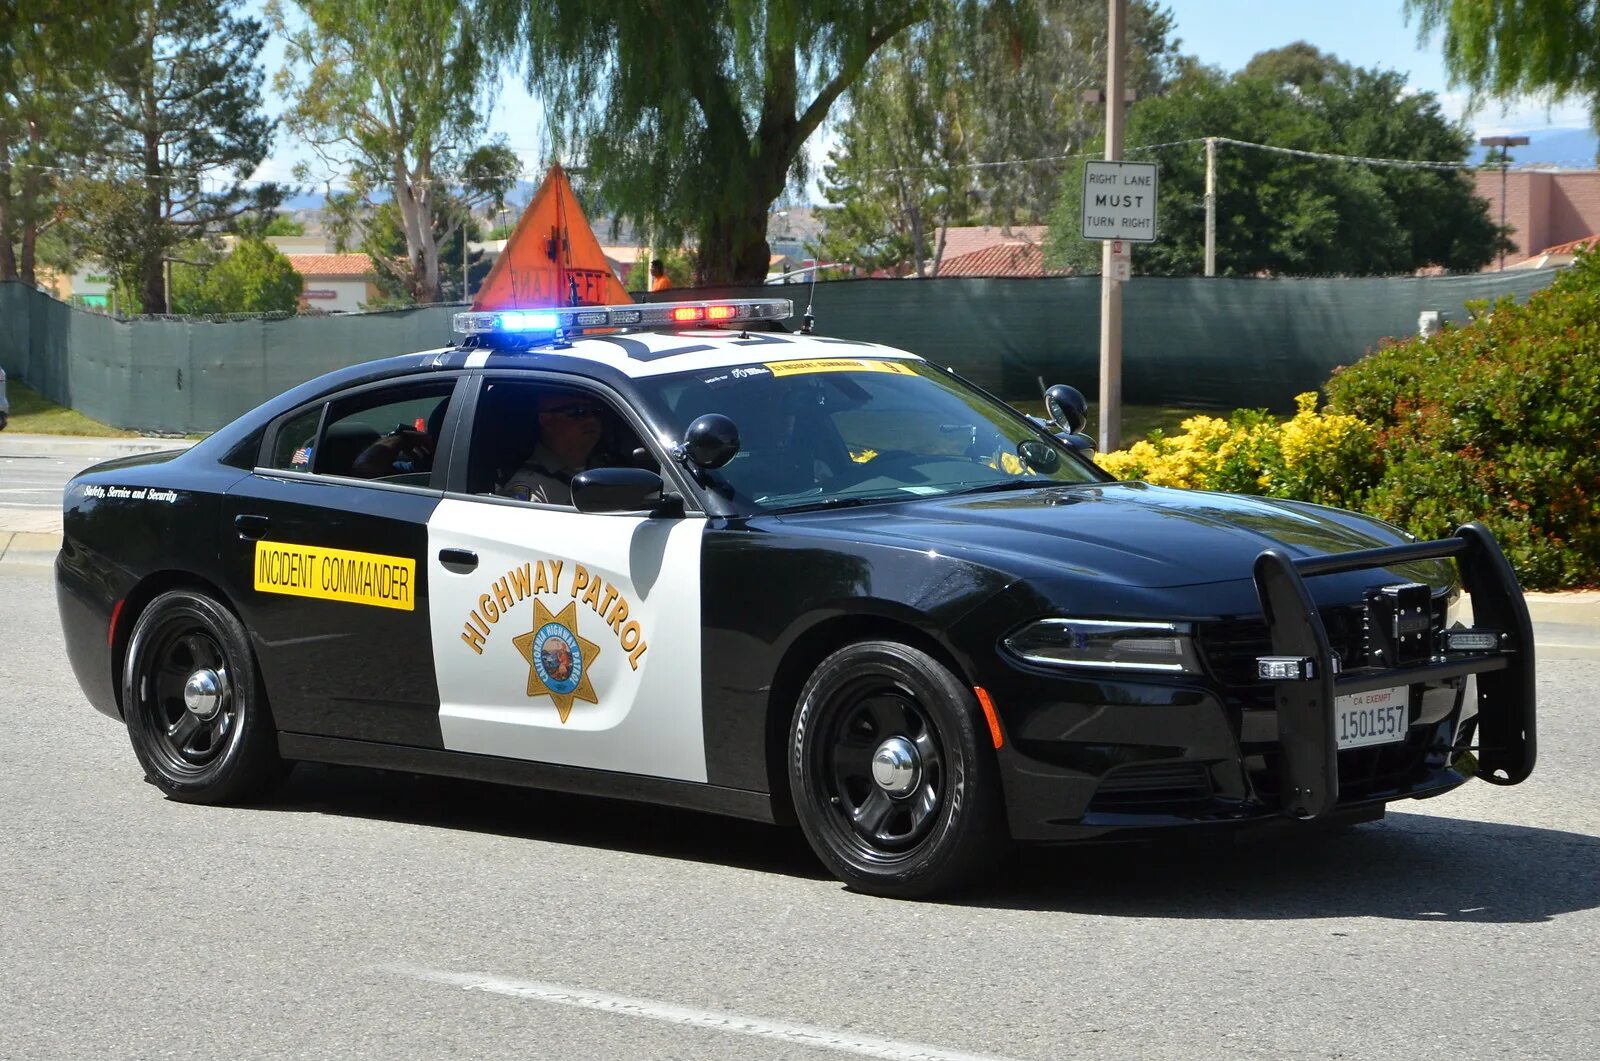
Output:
top-left (1204, 137), bottom-right (1217, 277)
top-left (1479, 134), bottom-right (1528, 271)
top-left (1098, 0), bottom-right (1127, 453)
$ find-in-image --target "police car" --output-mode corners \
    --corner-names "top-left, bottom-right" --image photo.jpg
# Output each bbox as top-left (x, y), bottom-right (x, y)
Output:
top-left (56, 298), bottom-right (1536, 898)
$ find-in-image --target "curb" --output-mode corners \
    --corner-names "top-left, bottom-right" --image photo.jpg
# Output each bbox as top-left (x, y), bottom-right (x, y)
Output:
top-left (0, 433), bottom-right (196, 459)
top-left (0, 531), bottom-right (60, 569)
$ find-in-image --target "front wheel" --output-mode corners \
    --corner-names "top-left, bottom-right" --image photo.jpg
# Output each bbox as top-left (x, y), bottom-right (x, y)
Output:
top-left (789, 640), bottom-right (1009, 898)
top-left (122, 589), bottom-right (284, 804)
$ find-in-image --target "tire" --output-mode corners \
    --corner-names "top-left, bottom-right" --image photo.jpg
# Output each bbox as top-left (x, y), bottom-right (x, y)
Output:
top-left (788, 640), bottom-right (1010, 898)
top-left (0, 411), bottom-right (8, 431)
top-left (122, 589), bottom-right (284, 804)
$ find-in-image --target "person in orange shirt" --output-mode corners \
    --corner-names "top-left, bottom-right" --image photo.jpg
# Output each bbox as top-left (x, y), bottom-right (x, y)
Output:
top-left (649, 258), bottom-right (672, 293)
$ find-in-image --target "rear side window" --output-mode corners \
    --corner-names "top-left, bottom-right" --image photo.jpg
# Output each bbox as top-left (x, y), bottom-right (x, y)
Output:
top-left (264, 380), bottom-right (454, 485)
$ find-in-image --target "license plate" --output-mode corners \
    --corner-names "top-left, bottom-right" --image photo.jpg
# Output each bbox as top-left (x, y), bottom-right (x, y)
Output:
top-left (1334, 686), bottom-right (1410, 750)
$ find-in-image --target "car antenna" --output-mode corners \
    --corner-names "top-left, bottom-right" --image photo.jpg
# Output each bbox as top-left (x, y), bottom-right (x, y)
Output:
top-left (801, 263), bottom-right (819, 334)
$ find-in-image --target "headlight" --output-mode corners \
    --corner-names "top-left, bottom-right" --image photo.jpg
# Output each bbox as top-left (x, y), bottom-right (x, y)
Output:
top-left (1003, 618), bottom-right (1203, 674)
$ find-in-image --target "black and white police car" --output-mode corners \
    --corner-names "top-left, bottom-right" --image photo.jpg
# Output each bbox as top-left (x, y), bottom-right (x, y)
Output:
top-left (57, 298), bottom-right (1536, 897)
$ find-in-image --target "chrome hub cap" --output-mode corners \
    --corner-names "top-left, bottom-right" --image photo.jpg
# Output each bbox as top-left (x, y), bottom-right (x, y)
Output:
top-left (871, 736), bottom-right (920, 796)
top-left (182, 668), bottom-right (224, 720)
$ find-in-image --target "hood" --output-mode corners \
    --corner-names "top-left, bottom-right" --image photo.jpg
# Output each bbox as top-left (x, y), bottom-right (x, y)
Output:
top-left (779, 483), bottom-right (1450, 591)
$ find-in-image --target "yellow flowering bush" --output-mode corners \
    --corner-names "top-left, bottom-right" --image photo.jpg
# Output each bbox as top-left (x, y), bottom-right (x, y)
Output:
top-left (1099, 393), bottom-right (1380, 508)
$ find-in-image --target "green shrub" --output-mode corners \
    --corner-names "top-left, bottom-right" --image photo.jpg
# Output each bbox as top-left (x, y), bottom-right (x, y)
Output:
top-left (1325, 251), bottom-right (1600, 588)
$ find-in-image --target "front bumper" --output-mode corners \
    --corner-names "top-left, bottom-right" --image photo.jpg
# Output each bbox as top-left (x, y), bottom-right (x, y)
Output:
top-left (987, 522), bottom-right (1535, 842)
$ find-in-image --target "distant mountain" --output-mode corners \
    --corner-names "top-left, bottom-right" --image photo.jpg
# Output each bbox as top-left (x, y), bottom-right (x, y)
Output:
top-left (1467, 126), bottom-right (1599, 168)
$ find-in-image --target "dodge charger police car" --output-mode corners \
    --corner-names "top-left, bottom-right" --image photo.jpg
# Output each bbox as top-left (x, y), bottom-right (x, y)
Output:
top-left (56, 298), bottom-right (1536, 898)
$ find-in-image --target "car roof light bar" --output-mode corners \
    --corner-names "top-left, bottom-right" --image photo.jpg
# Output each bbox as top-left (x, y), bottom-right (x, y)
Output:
top-left (452, 298), bottom-right (794, 341)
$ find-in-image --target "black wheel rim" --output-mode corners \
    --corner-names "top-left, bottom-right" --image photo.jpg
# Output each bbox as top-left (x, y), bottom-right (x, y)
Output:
top-left (133, 614), bottom-right (236, 777)
top-left (814, 677), bottom-right (945, 860)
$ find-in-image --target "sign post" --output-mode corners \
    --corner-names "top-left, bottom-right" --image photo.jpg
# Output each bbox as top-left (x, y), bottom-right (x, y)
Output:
top-left (1081, 157), bottom-right (1157, 453)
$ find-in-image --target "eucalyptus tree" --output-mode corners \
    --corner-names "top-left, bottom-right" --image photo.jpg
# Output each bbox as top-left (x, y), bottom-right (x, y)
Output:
top-left (272, 0), bottom-right (521, 304)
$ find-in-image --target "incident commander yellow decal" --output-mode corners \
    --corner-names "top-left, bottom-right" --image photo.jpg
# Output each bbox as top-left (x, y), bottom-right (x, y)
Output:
top-left (253, 541), bottom-right (415, 611)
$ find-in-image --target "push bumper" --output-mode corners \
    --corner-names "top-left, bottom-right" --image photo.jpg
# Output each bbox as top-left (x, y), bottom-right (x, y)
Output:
top-left (1252, 521), bottom-right (1535, 819)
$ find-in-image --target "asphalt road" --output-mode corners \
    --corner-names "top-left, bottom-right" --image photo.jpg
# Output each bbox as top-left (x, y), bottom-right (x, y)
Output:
top-left (0, 453), bottom-right (100, 510)
top-left (2, 563), bottom-right (1597, 1061)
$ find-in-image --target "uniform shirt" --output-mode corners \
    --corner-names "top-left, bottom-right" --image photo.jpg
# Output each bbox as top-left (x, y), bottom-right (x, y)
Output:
top-left (496, 444), bottom-right (586, 505)
top-left (650, 274), bottom-right (672, 293)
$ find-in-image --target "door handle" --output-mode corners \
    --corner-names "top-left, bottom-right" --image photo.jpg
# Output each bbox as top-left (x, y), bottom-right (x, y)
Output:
top-left (439, 547), bottom-right (478, 572)
top-left (234, 514), bottom-right (270, 541)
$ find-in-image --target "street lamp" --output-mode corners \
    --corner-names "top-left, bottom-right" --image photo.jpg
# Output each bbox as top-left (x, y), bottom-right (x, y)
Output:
top-left (1480, 135), bottom-right (1530, 271)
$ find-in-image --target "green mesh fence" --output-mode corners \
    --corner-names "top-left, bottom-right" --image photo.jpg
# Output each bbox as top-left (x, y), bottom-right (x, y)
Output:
top-left (0, 269), bottom-right (1558, 434)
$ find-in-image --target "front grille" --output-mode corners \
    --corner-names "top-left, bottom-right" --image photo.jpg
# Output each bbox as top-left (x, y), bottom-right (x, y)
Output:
top-left (1089, 762), bottom-right (1213, 810)
top-left (1249, 724), bottom-right (1438, 801)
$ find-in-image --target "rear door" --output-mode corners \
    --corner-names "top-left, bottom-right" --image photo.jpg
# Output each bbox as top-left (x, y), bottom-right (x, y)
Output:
top-left (426, 374), bottom-right (708, 781)
top-left (220, 375), bottom-right (465, 747)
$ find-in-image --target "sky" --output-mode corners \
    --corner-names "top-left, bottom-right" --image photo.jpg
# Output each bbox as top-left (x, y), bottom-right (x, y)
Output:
top-left (248, 0), bottom-right (1595, 193)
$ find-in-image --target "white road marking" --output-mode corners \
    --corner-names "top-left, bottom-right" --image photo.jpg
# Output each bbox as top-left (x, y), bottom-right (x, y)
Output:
top-left (389, 966), bottom-right (1022, 1061)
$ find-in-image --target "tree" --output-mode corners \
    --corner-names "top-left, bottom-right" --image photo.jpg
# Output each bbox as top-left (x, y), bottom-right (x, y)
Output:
top-left (348, 197), bottom-right (491, 307)
top-left (70, 0), bottom-right (284, 313)
top-left (815, 0), bottom-right (1178, 277)
top-left (0, 2), bottom-right (132, 284)
top-left (271, 0), bottom-right (520, 304)
top-left (171, 236), bottom-right (303, 314)
top-left (475, 0), bottom-right (1016, 286)
top-left (811, 27), bottom-right (974, 278)
top-left (263, 215), bottom-right (306, 237)
top-left (1406, 0), bottom-right (1600, 132)
top-left (1045, 49), bottom-right (1503, 276)
top-left (961, 0), bottom-right (1178, 228)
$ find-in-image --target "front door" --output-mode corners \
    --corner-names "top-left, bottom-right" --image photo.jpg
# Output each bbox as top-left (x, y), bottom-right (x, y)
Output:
top-left (426, 376), bottom-right (707, 781)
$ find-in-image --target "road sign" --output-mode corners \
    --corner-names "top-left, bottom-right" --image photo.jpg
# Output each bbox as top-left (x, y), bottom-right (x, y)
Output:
top-left (1081, 160), bottom-right (1158, 242)
top-left (1108, 239), bottom-right (1131, 281)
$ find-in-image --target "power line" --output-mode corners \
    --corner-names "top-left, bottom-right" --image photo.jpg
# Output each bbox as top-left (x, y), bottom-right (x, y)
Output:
top-left (1211, 137), bottom-right (1477, 171)
top-left (863, 136), bottom-right (1509, 177)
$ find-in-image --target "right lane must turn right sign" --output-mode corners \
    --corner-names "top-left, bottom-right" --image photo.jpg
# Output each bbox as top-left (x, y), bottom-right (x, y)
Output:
top-left (1081, 160), bottom-right (1158, 242)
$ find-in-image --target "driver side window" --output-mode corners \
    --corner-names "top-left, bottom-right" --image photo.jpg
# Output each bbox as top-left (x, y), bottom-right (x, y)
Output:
top-left (464, 379), bottom-right (655, 508)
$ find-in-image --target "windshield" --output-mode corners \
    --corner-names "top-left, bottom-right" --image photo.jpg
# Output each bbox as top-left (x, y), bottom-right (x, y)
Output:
top-left (635, 356), bottom-right (1102, 513)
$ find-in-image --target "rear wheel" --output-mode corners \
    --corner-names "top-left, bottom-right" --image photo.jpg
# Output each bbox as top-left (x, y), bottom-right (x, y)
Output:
top-left (122, 589), bottom-right (284, 804)
top-left (789, 640), bottom-right (1009, 898)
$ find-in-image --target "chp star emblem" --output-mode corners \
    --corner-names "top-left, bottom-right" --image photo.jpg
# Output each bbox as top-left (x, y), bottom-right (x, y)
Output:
top-left (512, 598), bottom-right (600, 722)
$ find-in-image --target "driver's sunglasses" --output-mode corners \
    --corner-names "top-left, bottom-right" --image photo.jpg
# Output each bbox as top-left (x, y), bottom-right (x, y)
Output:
top-left (542, 404), bottom-right (603, 420)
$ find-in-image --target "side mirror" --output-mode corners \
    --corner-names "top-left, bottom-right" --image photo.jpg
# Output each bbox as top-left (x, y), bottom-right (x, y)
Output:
top-left (1044, 384), bottom-right (1088, 434)
top-left (571, 467), bottom-right (673, 514)
top-left (1061, 432), bottom-right (1097, 458)
top-left (681, 413), bottom-right (739, 470)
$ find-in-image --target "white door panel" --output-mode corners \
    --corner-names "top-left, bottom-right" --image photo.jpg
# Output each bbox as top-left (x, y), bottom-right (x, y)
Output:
top-left (428, 497), bottom-right (707, 781)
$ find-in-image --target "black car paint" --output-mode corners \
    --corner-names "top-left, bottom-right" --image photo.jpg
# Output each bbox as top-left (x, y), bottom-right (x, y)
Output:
top-left (60, 347), bottom-right (1474, 839)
